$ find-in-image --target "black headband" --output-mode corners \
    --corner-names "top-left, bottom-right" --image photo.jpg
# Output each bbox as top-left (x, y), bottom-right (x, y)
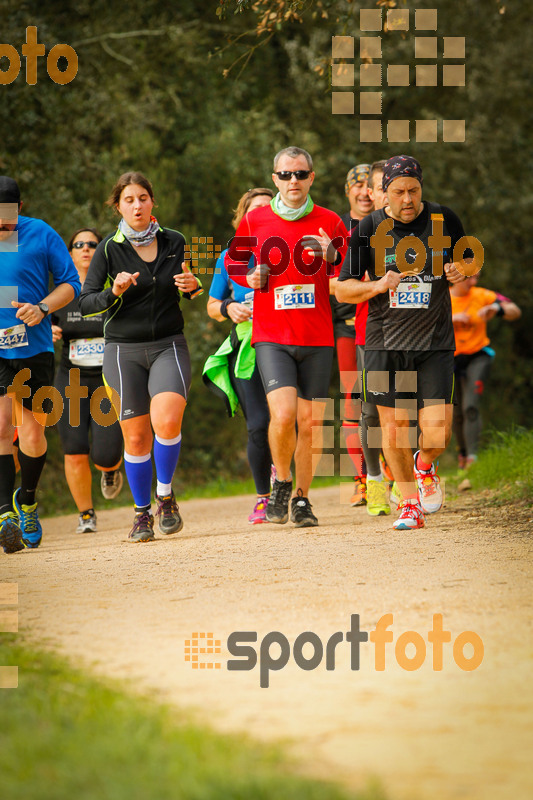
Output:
top-left (382, 156), bottom-right (423, 192)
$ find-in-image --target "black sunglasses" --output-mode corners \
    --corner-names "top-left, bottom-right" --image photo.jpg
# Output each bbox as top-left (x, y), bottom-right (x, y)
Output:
top-left (275, 170), bottom-right (312, 181)
top-left (72, 241), bottom-right (98, 249)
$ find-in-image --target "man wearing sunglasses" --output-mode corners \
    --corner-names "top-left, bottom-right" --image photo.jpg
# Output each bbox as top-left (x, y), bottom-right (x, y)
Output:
top-left (0, 176), bottom-right (80, 553)
top-left (226, 147), bottom-right (348, 528)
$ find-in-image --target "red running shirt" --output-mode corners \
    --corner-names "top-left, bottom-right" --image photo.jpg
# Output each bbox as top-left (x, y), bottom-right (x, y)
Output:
top-left (225, 204), bottom-right (348, 347)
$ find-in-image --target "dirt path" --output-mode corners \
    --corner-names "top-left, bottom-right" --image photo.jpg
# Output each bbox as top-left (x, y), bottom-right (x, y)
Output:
top-left (2, 486), bottom-right (532, 800)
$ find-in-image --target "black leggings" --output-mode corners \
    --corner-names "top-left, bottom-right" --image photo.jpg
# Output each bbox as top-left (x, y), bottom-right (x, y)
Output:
top-left (227, 352), bottom-right (271, 496)
top-left (55, 366), bottom-right (123, 468)
top-left (453, 351), bottom-right (493, 458)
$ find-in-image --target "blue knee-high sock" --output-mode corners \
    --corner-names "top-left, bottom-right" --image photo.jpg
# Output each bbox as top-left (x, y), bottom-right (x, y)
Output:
top-left (154, 434), bottom-right (181, 497)
top-left (123, 452), bottom-right (152, 509)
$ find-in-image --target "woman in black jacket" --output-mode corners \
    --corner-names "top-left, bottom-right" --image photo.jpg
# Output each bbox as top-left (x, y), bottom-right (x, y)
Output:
top-left (79, 172), bottom-right (202, 542)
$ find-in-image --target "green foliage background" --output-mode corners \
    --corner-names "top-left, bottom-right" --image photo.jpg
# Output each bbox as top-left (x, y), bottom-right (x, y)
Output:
top-left (1, 0), bottom-right (531, 508)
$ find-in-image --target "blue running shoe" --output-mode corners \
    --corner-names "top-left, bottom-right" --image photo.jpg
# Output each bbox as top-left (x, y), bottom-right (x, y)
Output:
top-left (13, 489), bottom-right (43, 548)
top-left (0, 512), bottom-right (25, 554)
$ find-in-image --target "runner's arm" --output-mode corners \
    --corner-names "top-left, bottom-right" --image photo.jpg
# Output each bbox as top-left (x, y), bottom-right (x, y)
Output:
top-left (478, 296), bottom-right (521, 322)
top-left (79, 241), bottom-right (120, 317)
top-left (335, 219), bottom-right (387, 302)
top-left (46, 223), bottom-right (82, 299)
top-left (12, 283), bottom-right (77, 326)
top-left (443, 207), bottom-right (478, 280)
top-left (498, 298), bottom-right (521, 321)
top-left (174, 262), bottom-right (203, 299)
top-left (335, 271), bottom-right (402, 304)
top-left (207, 296), bottom-right (251, 323)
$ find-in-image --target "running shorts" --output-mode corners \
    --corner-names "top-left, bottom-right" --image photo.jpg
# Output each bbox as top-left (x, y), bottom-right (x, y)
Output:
top-left (254, 342), bottom-right (333, 401)
top-left (103, 334), bottom-right (191, 420)
top-left (54, 365), bottom-right (123, 464)
top-left (362, 349), bottom-right (455, 409)
top-left (0, 352), bottom-right (55, 410)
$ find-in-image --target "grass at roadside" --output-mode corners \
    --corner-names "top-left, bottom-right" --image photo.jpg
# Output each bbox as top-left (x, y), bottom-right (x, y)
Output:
top-left (444, 428), bottom-right (533, 505)
top-left (0, 637), bottom-right (385, 800)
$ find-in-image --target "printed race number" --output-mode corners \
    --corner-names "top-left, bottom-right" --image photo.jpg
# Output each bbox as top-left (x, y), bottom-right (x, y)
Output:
top-left (0, 324), bottom-right (28, 349)
top-left (69, 337), bottom-right (104, 367)
top-left (390, 281), bottom-right (432, 309)
top-left (274, 284), bottom-right (315, 310)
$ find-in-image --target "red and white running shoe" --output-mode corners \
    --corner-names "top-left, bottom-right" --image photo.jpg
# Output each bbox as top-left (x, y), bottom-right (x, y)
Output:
top-left (393, 500), bottom-right (425, 530)
top-left (414, 450), bottom-right (443, 514)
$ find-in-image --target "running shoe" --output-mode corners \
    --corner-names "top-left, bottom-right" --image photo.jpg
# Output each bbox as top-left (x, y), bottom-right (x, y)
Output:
top-left (366, 480), bottom-right (391, 516)
top-left (101, 470), bottom-right (123, 500)
top-left (265, 478), bottom-right (292, 524)
top-left (248, 497), bottom-right (269, 525)
top-left (128, 511), bottom-right (155, 542)
top-left (350, 476), bottom-right (367, 506)
top-left (13, 489), bottom-right (42, 549)
top-left (413, 451), bottom-right (443, 514)
top-left (155, 492), bottom-right (183, 535)
top-left (389, 481), bottom-right (402, 508)
top-left (290, 489), bottom-right (318, 527)
top-left (0, 512), bottom-right (25, 554)
top-left (393, 500), bottom-right (425, 530)
top-left (76, 510), bottom-right (97, 534)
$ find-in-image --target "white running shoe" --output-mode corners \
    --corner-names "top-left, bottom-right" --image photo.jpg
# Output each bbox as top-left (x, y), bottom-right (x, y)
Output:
top-left (76, 511), bottom-right (97, 533)
top-left (413, 451), bottom-right (443, 514)
top-left (393, 500), bottom-right (425, 530)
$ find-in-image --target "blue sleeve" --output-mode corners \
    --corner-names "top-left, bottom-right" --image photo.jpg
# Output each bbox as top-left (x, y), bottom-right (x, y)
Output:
top-left (45, 223), bottom-right (81, 297)
top-left (209, 250), bottom-right (232, 301)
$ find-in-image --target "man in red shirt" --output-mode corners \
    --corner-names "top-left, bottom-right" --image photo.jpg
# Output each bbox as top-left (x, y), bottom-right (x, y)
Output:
top-left (226, 147), bottom-right (348, 527)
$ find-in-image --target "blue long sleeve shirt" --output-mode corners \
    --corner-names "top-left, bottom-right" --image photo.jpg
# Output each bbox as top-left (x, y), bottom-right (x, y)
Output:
top-left (0, 215), bottom-right (80, 358)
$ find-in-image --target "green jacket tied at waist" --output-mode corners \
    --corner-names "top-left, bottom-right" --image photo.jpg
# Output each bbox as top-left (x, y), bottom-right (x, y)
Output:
top-left (202, 321), bottom-right (255, 417)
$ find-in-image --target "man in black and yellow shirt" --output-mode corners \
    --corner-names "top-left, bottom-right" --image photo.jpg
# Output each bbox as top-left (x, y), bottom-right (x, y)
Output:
top-left (336, 155), bottom-right (474, 530)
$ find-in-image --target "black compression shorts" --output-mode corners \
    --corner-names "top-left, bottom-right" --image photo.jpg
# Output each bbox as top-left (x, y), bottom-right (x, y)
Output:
top-left (362, 349), bottom-right (455, 409)
top-left (54, 366), bottom-right (123, 465)
top-left (103, 334), bottom-right (191, 421)
top-left (254, 343), bottom-right (333, 401)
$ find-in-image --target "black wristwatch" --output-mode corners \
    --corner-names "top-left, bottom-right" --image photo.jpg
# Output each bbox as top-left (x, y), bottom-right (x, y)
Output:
top-left (37, 302), bottom-right (49, 317)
